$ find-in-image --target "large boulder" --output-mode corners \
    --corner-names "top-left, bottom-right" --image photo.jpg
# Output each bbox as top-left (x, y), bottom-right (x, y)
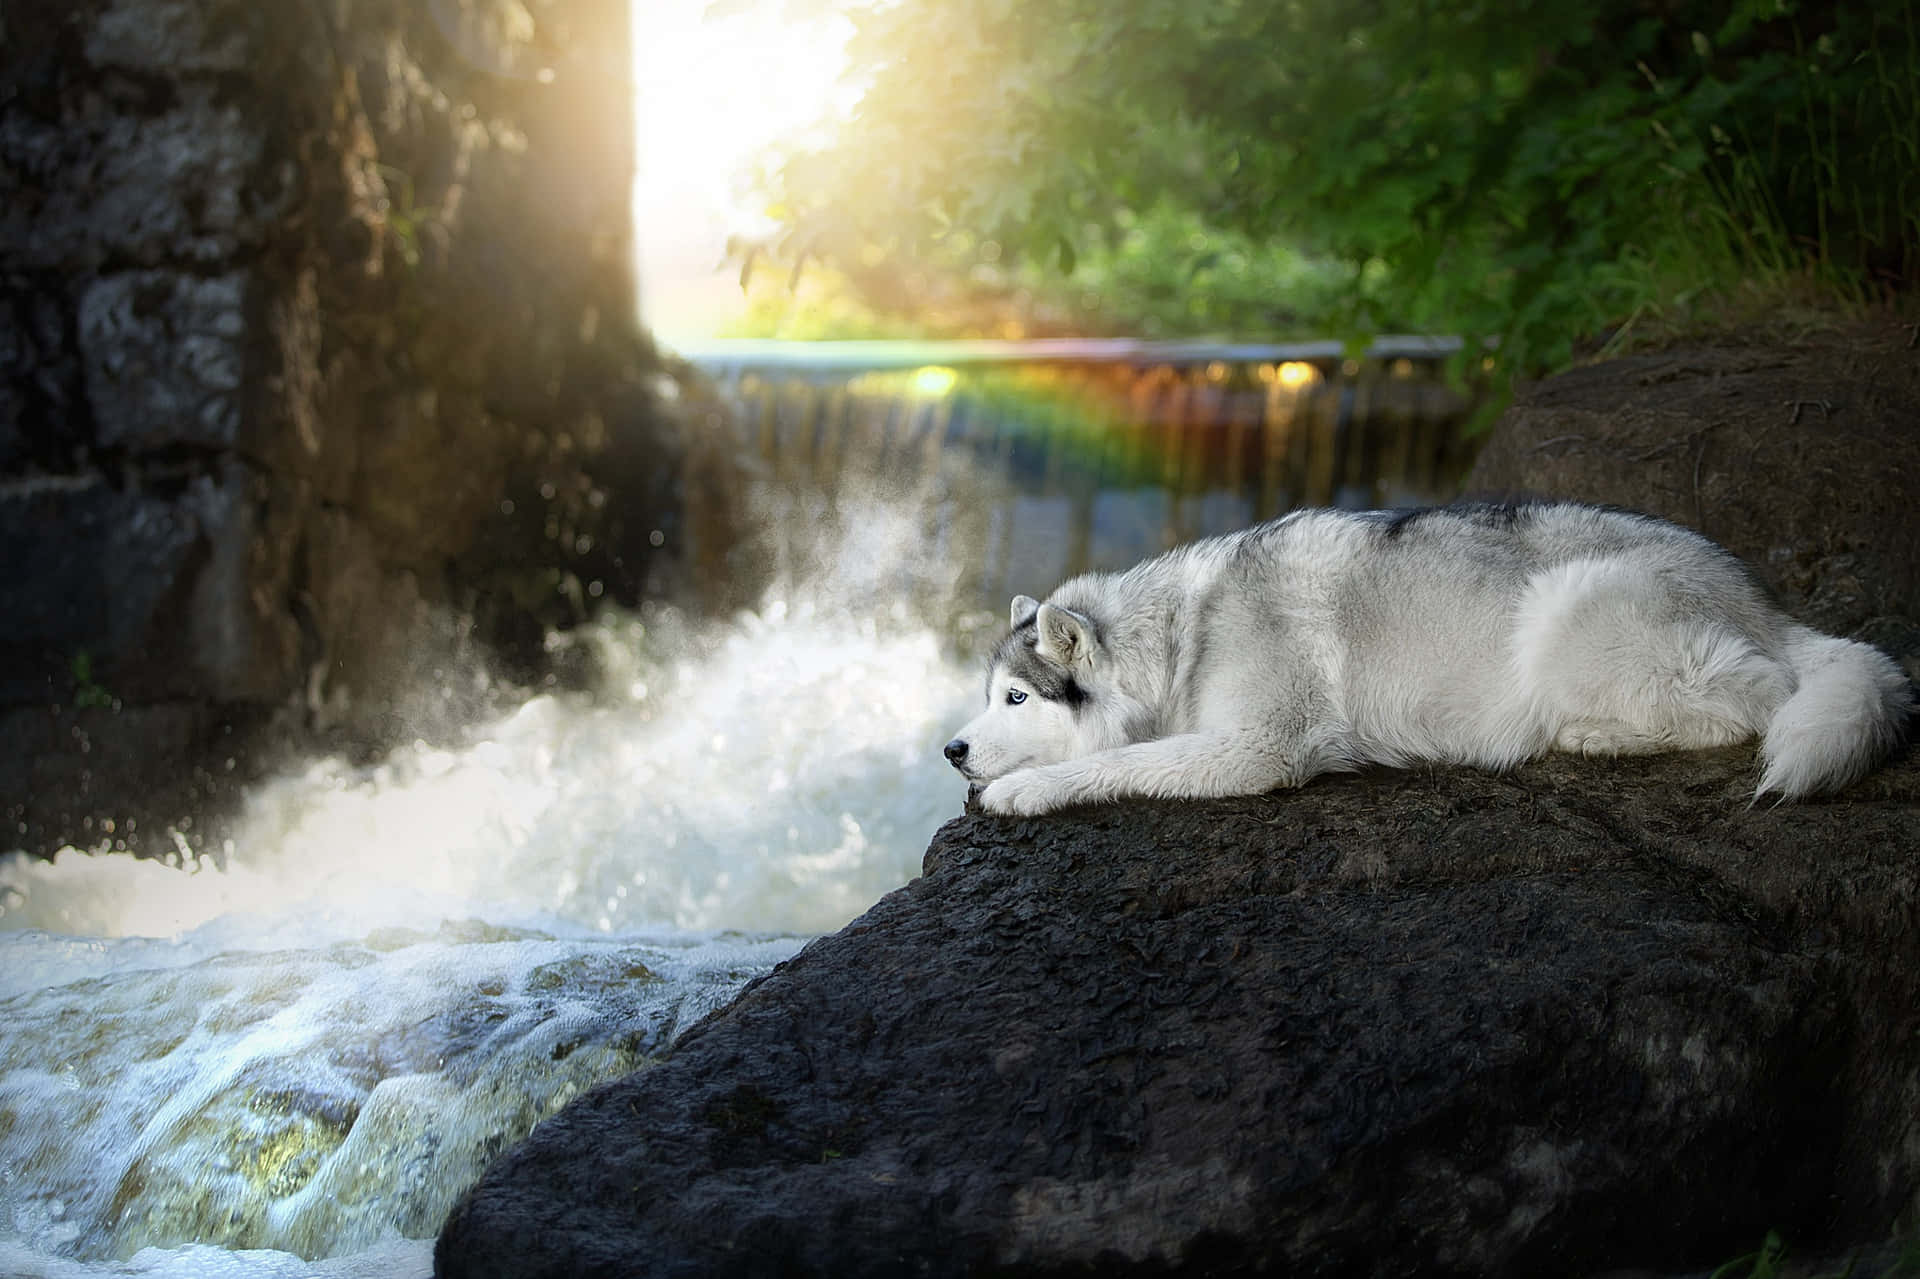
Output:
top-left (436, 746), bottom-right (1920, 1278)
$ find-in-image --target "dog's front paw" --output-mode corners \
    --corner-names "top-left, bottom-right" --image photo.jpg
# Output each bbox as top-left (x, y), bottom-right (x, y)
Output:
top-left (979, 770), bottom-right (1065, 817)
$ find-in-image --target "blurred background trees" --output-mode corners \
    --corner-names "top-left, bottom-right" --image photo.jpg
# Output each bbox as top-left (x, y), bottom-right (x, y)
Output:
top-left (734, 0), bottom-right (1918, 381)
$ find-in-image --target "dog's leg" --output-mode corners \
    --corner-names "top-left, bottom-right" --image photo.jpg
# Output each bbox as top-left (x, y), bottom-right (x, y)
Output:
top-left (1515, 556), bottom-right (1790, 756)
top-left (978, 730), bottom-right (1318, 816)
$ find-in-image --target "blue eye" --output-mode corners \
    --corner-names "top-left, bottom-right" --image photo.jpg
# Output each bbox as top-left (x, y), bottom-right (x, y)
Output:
top-left (1006, 689), bottom-right (1027, 705)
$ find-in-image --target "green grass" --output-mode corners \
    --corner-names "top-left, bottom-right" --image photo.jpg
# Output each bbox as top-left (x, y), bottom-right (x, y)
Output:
top-left (1711, 1231), bottom-right (1920, 1279)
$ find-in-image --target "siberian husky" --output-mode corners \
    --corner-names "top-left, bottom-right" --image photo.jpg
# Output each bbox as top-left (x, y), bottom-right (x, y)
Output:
top-left (944, 503), bottom-right (1911, 816)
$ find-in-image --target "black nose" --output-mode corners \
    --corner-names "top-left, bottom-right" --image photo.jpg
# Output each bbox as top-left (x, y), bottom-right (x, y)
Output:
top-left (943, 738), bottom-right (969, 767)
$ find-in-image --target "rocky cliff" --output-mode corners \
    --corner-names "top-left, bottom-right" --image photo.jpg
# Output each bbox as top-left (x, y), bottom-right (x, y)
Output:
top-left (1, 0), bottom-right (705, 857)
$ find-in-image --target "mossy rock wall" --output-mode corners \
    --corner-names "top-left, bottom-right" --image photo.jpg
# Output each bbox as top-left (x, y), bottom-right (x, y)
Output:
top-left (0, 0), bottom-right (699, 853)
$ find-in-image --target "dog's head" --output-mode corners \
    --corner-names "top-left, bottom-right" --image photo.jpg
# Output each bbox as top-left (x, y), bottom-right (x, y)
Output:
top-left (943, 594), bottom-right (1128, 782)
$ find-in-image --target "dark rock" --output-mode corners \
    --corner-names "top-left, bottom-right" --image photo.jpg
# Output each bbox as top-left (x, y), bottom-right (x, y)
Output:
top-left (84, 0), bottom-right (262, 74)
top-left (78, 269), bottom-right (250, 451)
top-left (0, 463), bottom-right (299, 707)
top-left (0, 699), bottom-right (270, 861)
top-left (0, 279), bottom-right (89, 472)
top-left (0, 473), bottom-right (214, 705)
top-left (435, 746), bottom-right (1920, 1278)
top-left (1466, 322), bottom-right (1920, 644)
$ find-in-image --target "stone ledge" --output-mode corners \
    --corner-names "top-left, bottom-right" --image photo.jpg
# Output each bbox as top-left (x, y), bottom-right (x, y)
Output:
top-left (435, 747), bottom-right (1920, 1278)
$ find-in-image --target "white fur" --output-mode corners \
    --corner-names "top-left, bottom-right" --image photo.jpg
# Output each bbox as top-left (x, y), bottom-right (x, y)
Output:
top-left (1759, 627), bottom-right (1913, 796)
top-left (943, 504), bottom-right (1912, 815)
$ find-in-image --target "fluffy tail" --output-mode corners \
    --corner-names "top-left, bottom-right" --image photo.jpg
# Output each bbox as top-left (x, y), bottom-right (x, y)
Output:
top-left (1757, 627), bottom-right (1914, 798)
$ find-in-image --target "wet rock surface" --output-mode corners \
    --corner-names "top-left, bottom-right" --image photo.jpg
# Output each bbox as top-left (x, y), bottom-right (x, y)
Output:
top-left (436, 744), bottom-right (1920, 1278)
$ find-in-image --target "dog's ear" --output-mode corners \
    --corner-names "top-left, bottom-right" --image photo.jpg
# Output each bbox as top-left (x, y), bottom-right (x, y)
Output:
top-left (1034, 603), bottom-right (1095, 667)
top-left (1010, 595), bottom-right (1040, 630)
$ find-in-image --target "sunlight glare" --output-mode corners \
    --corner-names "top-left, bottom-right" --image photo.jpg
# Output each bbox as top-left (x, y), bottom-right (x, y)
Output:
top-left (1276, 360), bottom-right (1322, 389)
top-left (909, 365), bottom-right (959, 397)
top-left (634, 0), bottom-right (856, 345)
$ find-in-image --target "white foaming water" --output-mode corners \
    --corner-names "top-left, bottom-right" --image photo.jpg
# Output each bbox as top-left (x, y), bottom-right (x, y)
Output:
top-left (0, 587), bottom-right (983, 1277)
top-left (2, 603), bottom-right (977, 949)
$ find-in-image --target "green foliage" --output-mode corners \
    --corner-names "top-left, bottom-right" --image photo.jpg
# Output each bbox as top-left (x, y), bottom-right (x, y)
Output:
top-left (1710, 1230), bottom-right (1920, 1279)
top-left (69, 651), bottom-right (114, 710)
top-left (373, 163), bottom-right (437, 271)
top-left (730, 201), bottom-right (1364, 340)
top-left (758, 0), bottom-right (1920, 376)
top-left (726, 261), bottom-right (937, 339)
top-left (1005, 202), bottom-right (1365, 339)
top-left (1713, 1230), bottom-right (1790, 1279)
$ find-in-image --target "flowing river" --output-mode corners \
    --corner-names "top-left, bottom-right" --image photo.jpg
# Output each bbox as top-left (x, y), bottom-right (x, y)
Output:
top-left (0, 539), bottom-right (984, 1276)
